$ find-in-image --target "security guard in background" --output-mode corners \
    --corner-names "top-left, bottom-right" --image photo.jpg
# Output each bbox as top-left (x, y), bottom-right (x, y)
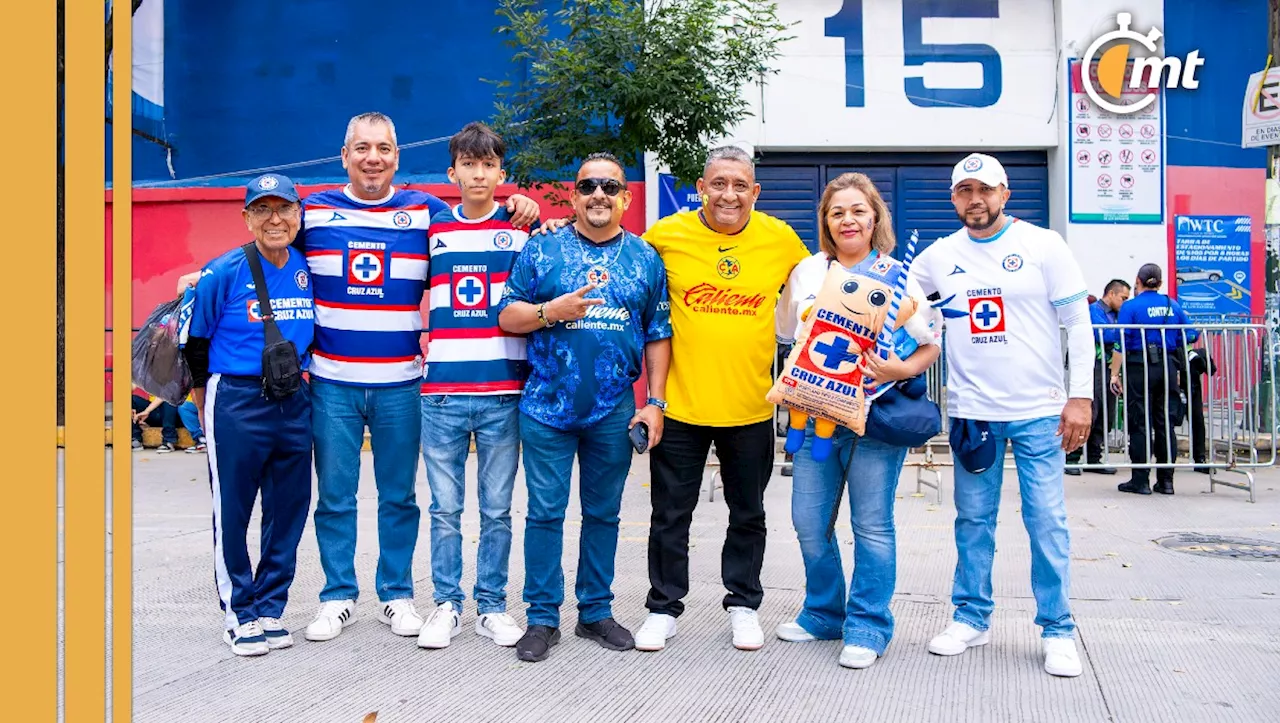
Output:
top-left (182, 173), bottom-right (317, 656)
top-left (1109, 263), bottom-right (1198, 496)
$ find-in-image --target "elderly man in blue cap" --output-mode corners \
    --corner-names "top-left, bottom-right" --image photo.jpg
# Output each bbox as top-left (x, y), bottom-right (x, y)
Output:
top-left (183, 173), bottom-right (316, 657)
top-left (911, 153), bottom-right (1094, 678)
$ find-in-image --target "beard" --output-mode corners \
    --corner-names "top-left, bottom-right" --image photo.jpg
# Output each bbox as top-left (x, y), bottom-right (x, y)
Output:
top-left (584, 204), bottom-right (612, 228)
top-left (957, 203), bottom-right (1003, 231)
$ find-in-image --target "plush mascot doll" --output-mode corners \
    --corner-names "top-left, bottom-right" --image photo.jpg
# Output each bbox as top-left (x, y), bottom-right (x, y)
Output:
top-left (767, 233), bottom-right (924, 462)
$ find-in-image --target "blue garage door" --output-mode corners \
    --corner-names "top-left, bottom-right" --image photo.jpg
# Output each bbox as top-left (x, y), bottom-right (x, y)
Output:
top-left (755, 153), bottom-right (1051, 259)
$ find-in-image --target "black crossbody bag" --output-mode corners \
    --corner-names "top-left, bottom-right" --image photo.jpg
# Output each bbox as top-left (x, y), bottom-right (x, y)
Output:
top-left (242, 242), bottom-right (303, 400)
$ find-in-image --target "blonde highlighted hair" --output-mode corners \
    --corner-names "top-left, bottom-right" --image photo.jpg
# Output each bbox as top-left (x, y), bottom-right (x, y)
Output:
top-left (817, 173), bottom-right (896, 259)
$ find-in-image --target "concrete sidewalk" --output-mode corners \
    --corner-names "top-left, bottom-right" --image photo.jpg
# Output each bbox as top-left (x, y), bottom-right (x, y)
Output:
top-left (131, 449), bottom-right (1280, 723)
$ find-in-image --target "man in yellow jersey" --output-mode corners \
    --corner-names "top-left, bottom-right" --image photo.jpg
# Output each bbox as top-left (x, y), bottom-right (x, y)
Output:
top-left (633, 146), bottom-right (810, 653)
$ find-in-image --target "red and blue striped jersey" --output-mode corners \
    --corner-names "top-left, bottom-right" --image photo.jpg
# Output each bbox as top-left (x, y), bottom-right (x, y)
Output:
top-left (422, 204), bottom-right (531, 395)
top-left (298, 186), bottom-right (448, 387)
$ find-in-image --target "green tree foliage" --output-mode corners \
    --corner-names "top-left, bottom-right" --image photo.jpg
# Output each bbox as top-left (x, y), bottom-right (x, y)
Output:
top-left (489, 0), bottom-right (792, 188)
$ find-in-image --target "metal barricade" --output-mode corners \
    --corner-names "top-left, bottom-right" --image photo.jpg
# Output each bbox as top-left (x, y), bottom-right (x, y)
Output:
top-left (902, 321), bottom-right (1276, 504)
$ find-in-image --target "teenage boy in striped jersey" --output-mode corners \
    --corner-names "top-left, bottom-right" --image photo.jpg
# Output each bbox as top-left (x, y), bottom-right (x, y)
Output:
top-left (415, 122), bottom-right (536, 649)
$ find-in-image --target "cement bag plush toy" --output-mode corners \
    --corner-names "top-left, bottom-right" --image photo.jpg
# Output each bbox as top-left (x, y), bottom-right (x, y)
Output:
top-left (766, 250), bottom-right (920, 462)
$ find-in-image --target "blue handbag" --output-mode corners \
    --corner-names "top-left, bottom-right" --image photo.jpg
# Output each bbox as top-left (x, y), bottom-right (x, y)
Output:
top-left (863, 373), bottom-right (942, 448)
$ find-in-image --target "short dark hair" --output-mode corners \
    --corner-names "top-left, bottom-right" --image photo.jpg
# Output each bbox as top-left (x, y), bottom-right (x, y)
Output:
top-left (581, 151), bottom-right (627, 184)
top-left (1104, 279), bottom-right (1131, 296)
top-left (449, 122), bottom-right (506, 166)
top-left (1137, 263), bottom-right (1163, 288)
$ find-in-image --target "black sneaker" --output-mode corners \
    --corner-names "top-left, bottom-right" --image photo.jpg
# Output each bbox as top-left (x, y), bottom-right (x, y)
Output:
top-left (516, 625), bottom-right (560, 662)
top-left (575, 617), bottom-right (635, 651)
top-left (1117, 480), bottom-right (1151, 495)
top-left (157, 443), bottom-right (176, 454)
top-left (1065, 467), bottom-right (1082, 476)
top-left (1089, 467), bottom-right (1118, 475)
top-left (1153, 481), bottom-right (1174, 495)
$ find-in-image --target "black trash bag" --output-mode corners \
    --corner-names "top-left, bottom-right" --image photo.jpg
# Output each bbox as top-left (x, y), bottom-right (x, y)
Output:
top-left (131, 297), bottom-right (193, 406)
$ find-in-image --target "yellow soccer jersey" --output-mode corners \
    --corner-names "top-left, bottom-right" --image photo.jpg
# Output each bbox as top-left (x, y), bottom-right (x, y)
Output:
top-left (644, 210), bottom-right (810, 427)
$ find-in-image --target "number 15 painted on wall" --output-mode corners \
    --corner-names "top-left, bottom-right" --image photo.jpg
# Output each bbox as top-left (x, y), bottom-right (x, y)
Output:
top-left (825, 0), bottom-right (1003, 108)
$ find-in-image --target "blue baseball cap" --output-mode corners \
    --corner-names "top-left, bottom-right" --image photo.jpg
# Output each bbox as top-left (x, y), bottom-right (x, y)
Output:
top-left (244, 173), bottom-right (300, 207)
top-left (949, 418), bottom-right (998, 474)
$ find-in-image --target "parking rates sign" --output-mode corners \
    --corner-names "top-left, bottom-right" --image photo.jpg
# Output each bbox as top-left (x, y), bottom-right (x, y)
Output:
top-left (1173, 215), bottom-right (1253, 319)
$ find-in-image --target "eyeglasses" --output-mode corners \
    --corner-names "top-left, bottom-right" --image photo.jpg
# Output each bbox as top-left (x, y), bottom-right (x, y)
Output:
top-left (575, 177), bottom-right (624, 197)
top-left (246, 203), bottom-right (301, 220)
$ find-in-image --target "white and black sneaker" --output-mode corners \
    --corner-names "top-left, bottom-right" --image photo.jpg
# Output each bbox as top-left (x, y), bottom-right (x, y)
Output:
top-left (305, 600), bottom-right (356, 642)
top-left (259, 617), bottom-right (293, 649)
top-left (378, 599), bottom-right (425, 637)
top-left (224, 620), bottom-right (270, 657)
top-left (157, 443), bottom-right (176, 454)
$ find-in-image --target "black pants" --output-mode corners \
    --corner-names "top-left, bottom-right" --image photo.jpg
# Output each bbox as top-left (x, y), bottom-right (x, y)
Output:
top-left (1068, 358), bottom-right (1116, 464)
top-left (1177, 368), bottom-right (1208, 463)
top-left (646, 417), bottom-right (774, 616)
top-left (1125, 356), bottom-right (1175, 484)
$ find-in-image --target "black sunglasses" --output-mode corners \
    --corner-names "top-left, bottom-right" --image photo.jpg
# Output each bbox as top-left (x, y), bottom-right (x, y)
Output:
top-left (575, 177), bottom-right (624, 197)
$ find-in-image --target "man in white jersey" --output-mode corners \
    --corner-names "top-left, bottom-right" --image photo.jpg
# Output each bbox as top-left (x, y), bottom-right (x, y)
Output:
top-left (911, 153), bottom-right (1093, 678)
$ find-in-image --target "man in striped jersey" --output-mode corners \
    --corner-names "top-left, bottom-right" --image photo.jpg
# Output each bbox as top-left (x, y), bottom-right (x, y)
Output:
top-left (415, 122), bottom-right (533, 650)
top-left (179, 112), bottom-right (542, 643)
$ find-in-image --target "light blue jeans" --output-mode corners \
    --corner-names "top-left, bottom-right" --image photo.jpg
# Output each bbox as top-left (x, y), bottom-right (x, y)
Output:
top-left (790, 424), bottom-right (907, 654)
top-left (951, 415), bottom-right (1075, 638)
top-left (421, 394), bottom-right (521, 614)
top-left (312, 379), bottom-right (422, 603)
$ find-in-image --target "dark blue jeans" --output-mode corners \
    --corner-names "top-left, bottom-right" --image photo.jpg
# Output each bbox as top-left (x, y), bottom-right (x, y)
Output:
top-left (519, 395), bottom-right (635, 628)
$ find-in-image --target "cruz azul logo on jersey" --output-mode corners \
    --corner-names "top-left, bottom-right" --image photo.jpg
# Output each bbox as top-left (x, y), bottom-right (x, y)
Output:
top-left (793, 315), bottom-right (873, 391)
top-left (452, 269), bottom-right (490, 318)
top-left (392, 211), bottom-right (412, 228)
top-left (967, 291), bottom-right (1007, 343)
top-left (348, 251), bottom-right (385, 285)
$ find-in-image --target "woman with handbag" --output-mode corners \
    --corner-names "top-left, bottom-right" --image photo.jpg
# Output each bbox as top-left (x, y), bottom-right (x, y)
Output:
top-left (182, 173), bottom-right (316, 657)
top-left (773, 173), bottom-right (941, 669)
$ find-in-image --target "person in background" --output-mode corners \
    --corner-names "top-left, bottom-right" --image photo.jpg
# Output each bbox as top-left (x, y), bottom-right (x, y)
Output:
top-left (1111, 263), bottom-right (1198, 496)
top-left (131, 390), bottom-right (180, 452)
top-left (182, 173), bottom-right (316, 657)
top-left (1066, 279), bottom-right (1129, 476)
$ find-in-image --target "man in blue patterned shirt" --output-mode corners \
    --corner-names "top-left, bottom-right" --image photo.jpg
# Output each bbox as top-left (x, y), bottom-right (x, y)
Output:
top-left (498, 152), bottom-right (672, 662)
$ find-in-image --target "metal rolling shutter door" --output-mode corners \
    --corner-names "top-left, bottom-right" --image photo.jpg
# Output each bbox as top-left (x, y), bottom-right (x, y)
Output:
top-left (753, 166), bottom-right (822, 253)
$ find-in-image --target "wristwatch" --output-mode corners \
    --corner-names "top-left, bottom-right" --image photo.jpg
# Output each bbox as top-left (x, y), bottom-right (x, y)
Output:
top-left (647, 397), bottom-right (668, 413)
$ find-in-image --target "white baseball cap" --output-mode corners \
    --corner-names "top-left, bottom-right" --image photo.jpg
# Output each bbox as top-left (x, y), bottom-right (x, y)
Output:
top-left (951, 153), bottom-right (1008, 190)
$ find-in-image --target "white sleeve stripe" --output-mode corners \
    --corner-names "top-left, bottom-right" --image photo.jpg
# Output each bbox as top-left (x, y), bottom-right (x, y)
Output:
top-left (1052, 290), bottom-right (1088, 307)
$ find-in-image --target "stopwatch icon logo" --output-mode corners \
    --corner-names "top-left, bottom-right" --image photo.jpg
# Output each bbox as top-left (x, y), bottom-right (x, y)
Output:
top-left (1081, 14), bottom-right (1162, 115)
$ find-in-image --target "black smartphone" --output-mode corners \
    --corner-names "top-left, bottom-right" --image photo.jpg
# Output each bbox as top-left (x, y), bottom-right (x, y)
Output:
top-left (629, 422), bottom-right (649, 454)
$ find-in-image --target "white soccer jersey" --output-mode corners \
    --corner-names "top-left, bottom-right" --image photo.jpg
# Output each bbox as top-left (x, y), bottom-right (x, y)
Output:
top-left (912, 218), bottom-right (1088, 421)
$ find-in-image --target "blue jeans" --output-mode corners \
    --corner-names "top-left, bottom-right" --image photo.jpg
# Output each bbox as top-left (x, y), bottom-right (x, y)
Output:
top-left (178, 400), bottom-right (204, 440)
top-left (312, 379), bottom-right (422, 603)
top-left (519, 395), bottom-right (635, 628)
top-left (421, 394), bottom-right (521, 614)
top-left (790, 424), bottom-right (906, 654)
top-left (951, 415), bottom-right (1075, 638)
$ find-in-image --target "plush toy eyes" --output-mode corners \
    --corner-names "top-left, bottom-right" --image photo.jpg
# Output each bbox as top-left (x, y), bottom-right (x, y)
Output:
top-left (868, 289), bottom-right (888, 307)
top-left (842, 280), bottom-right (860, 294)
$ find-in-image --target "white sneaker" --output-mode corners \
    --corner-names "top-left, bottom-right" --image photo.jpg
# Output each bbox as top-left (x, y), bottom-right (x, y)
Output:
top-left (258, 617), bottom-right (293, 650)
top-left (379, 599), bottom-right (425, 637)
top-left (838, 644), bottom-right (878, 669)
top-left (1043, 637), bottom-right (1083, 677)
top-left (417, 602), bottom-right (462, 649)
top-left (775, 620), bottom-right (818, 643)
top-left (728, 607), bottom-right (764, 651)
top-left (927, 621), bottom-right (990, 656)
top-left (475, 612), bottom-right (523, 647)
top-left (223, 620), bottom-right (269, 657)
top-left (304, 600), bottom-right (356, 642)
top-left (634, 613), bottom-right (678, 652)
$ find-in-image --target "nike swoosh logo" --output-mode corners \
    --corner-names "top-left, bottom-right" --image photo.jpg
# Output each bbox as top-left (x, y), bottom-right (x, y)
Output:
top-left (718, 245), bottom-right (738, 253)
